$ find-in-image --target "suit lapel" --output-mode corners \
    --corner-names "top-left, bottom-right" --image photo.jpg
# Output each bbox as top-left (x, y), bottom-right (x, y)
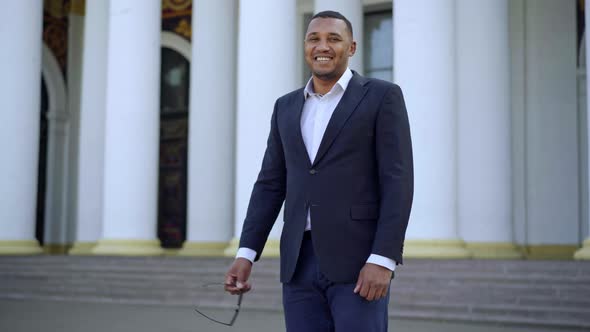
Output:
top-left (290, 91), bottom-right (312, 168)
top-left (312, 72), bottom-right (368, 167)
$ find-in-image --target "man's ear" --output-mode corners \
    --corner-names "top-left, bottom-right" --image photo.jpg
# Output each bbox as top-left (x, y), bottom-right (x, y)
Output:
top-left (349, 41), bottom-right (357, 57)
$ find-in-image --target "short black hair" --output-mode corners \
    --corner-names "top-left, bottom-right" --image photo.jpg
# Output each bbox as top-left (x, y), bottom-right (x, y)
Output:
top-left (311, 10), bottom-right (353, 38)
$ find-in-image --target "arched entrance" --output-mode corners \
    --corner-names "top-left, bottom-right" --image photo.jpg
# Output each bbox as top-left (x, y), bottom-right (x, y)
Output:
top-left (158, 32), bottom-right (191, 248)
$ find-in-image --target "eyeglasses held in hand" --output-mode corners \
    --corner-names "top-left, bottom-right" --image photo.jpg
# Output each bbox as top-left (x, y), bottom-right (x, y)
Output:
top-left (193, 282), bottom-right (244, 327)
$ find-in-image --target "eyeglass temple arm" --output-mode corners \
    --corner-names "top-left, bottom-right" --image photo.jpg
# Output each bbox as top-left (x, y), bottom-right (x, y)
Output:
top-left (194, 293), bottom-right (243, 327)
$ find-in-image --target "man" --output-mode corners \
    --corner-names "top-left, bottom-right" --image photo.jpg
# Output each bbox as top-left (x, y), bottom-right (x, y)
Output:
top-left (224, 10), bottom-right (413, 332)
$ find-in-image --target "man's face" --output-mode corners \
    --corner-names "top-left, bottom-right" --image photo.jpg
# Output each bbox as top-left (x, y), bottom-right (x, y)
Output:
top-left (304, 17), bottom-right (356, 81)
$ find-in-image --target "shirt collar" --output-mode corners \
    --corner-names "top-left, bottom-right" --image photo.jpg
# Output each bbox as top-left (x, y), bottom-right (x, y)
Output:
top-left (304, 68), bottom-right (353, 100)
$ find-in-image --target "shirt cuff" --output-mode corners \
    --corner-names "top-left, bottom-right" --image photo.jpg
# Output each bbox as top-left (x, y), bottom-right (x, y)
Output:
top-left (236, 247), bottom-right (257, 263)
top-left (366, 254), bottom-right (396, 271)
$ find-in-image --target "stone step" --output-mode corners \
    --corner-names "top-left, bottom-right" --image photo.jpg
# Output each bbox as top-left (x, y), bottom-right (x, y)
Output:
top-left (389, 308), bottom-right (590, 330)
top-left (2, 256), bottom-right (588, 272)
top-left (3, 281), bottom-right (588, 313)
top-left (4, 274), bottom-right (589, 306)
top-left (3, 263), bottom-right (588, 284)
top-left (2, 290), bottom-right (587, 330)
top-left (3, 256), bottom-right (589, 270)
top-left (3, 271), bottom-right (588, 297)
top-left (2, 281), bottom-right (587, 318)
top-left (2, 271), bottom-right (590, 304)
top-left (1, 256), bottom-right (589, 330)
top-left (1, 279), bottom-right (588, 319)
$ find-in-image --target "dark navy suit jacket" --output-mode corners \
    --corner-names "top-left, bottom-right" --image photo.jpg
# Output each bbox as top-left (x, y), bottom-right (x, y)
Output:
top-left (239, 72), bottom-right (414, 284)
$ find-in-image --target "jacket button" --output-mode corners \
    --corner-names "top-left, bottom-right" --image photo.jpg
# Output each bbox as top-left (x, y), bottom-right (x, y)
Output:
top-left (309, 169), bottom-right (317, 175)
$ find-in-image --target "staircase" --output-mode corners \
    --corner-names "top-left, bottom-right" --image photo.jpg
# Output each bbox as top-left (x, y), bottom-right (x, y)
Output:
top-left (1, 256), bottom-right (589, 330)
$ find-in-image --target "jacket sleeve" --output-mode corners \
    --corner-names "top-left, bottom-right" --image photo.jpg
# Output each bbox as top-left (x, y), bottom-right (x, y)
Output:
top-left (372, 85), bottom-right (414, 265)
top-left (238, 100), bottom-right (287, 261)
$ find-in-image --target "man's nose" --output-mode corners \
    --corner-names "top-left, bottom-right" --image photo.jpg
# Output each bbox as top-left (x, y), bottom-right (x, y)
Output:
top-left (317, 39), bottom-right (330, 51)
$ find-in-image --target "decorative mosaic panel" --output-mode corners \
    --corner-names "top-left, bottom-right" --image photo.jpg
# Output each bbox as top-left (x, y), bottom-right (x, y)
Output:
top-left (162, 0), bottom-right (192, 41)
top-left (43, 0), bottom-right (69, 75)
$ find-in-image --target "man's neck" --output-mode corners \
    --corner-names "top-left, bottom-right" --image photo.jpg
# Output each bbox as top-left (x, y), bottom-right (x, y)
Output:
top-left (311, 76), bottom-right (338, 95)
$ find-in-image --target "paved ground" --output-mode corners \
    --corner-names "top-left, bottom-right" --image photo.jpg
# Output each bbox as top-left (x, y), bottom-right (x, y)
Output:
top-left (1, 299), bottom-right (585, 332)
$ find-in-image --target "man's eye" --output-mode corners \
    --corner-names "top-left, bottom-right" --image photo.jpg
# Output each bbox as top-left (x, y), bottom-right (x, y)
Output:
top-left (329, 38), bottom-right (341, 42)
top-left (307, 38), bottom-right (319, 42)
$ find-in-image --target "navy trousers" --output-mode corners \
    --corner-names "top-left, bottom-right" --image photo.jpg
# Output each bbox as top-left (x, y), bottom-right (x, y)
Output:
top-left (282, 232), bottom-right (390, 332)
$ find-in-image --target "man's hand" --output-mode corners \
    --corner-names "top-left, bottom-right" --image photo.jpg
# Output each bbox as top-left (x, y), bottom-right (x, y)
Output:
top-left (224, 257), bottom-right (253, 295)
top-left (353, 263), bottom-right (392, 301)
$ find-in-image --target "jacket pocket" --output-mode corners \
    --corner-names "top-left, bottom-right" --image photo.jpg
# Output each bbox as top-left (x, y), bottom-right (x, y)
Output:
top-left (350, 204), bottom-right (379, 221)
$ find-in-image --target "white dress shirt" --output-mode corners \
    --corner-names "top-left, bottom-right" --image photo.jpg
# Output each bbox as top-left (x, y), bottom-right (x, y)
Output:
top-left (237, 69), bottom-right (396, 271)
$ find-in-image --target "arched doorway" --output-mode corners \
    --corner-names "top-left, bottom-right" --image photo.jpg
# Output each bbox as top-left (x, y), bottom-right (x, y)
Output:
top-left (158, 32), bottom-right (191, 248)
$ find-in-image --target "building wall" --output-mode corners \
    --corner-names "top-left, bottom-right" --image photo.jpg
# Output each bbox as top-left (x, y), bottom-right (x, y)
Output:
top-left (14, 0), bottom-right (588, 258)
top-left (510, 0), bottom-right (580, 249)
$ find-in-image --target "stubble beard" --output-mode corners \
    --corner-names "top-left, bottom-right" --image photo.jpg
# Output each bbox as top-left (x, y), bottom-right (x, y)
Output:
top-left (312, 67), bottom-right (342, 81)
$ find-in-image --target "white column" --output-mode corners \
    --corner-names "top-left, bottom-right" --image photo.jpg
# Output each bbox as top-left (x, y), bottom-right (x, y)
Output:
top-left (523, 0), bottom-right (578, 259)
top-left (575, 2), bottom-right (590, 260)
top-left (92, 0), bottom-right (163, 256)
top-left (456, 0), bottom-right (520, 258)
top-left (226, 0), bottom-right (298, 257)
top-left (70, 0), bottom-right (108, 255)
top-left (394, 0), bottom-right (469, 258)
top-left (314, 0), bottom-right (363, 74)
top-left (179, 0), bottom-right (237, 257)
top-left (0, 1), bottom-right (44, 254)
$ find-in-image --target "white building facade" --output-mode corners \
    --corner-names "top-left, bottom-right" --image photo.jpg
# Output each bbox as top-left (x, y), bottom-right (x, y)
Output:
top-left (1, 0), bottom-right (589, 261)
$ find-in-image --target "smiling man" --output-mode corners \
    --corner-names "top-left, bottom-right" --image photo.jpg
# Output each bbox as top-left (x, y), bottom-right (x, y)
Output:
top-left (224, 10), bottom-right (414, 332)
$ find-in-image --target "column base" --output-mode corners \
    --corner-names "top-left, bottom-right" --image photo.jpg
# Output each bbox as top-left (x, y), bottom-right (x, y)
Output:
top-left (223, 237), bottom-right (281, 258)
top-left (43, 243), bottom-right (71, 255)
top-left (574, 239), bottom-right (590, 260)
top-left (465, 242), bottom-right (523, 259)
top-left (223, 238), bottom-right (239, 257)
top-left (261, 239), bottom-right (280, 258)
top-left (69, 242), bottom-right (97, 255)
top-left (162, 248), bottom-right (181, 256)
top-left (178, 241), bottom-right (228, 257)
top-left (523, 245), bottom-right (577, 260)
top-left (404, 239), bottom-right (471, 259)
top-left (0, 240), bottom-right (43, 255)
top-left (91, 239), bottom-right (163, 256)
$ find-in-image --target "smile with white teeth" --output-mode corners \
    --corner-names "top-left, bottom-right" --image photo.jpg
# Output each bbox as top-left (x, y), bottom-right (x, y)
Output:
top-left (315, 56), bottom-right (332, 62)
